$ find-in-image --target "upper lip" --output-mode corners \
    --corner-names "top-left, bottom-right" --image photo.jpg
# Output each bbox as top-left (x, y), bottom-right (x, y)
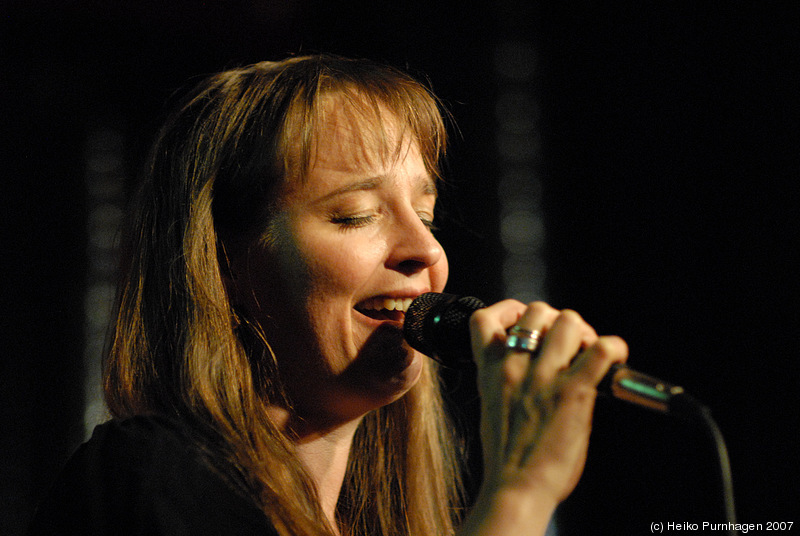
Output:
top-left (354, 290), bottom-right (430, 314)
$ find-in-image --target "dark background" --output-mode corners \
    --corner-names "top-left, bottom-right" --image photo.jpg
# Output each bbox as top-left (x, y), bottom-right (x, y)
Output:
top-left (2, 1), bottom-right (798, 534)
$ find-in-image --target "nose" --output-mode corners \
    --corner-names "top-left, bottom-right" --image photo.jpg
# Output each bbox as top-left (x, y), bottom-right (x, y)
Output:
top-left (386, 210), bottom-right (444, 275)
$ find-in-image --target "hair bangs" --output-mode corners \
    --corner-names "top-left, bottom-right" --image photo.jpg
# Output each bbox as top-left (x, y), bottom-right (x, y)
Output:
top-left (278, 56), bottom-right (448, 185)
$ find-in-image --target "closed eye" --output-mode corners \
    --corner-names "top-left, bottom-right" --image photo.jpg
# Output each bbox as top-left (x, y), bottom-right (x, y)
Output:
top-left (331, 214), bottom-right (377, 229)
top-left (418, 213), bottom-right (438, 232)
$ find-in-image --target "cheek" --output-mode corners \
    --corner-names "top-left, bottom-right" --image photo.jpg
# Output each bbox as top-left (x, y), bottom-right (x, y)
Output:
top-left (301, 235), bottom-right (387, 294)
top-left (431, 248), bottom-right (449, 292)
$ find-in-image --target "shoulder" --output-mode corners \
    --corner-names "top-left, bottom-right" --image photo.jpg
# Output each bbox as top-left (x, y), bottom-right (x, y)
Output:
top-left (78, 414), bottom-right (201, 467)
top-left (29, 415), bottom-right (277, 536)
top-left (78, 414), bottom-right (191, 455)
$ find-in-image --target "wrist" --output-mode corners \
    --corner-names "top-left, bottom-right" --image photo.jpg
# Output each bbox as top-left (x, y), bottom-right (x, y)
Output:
top-left (460, 483), bottom-right (559, 536)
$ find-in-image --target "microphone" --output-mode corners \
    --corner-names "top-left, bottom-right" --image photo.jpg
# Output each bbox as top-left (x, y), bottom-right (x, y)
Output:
top-left (404, 292), bottom-right (699, 415)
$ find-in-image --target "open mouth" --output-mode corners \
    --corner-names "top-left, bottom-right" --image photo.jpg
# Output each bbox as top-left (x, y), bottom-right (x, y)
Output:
top-left (355, 297), bottom-right (413, 322)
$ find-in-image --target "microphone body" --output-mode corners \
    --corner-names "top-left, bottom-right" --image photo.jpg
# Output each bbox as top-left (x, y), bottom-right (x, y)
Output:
top-left (403, 292), bottom-right (695, 415)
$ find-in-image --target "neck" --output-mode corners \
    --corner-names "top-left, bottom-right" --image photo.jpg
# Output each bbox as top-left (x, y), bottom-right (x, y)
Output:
top-left (295, 420), bottom-right (361, 532)
top-left (269, 405), bottom-right (362, 534)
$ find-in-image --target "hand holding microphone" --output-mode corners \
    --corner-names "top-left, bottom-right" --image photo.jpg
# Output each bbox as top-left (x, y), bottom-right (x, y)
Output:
top-left (404, 293), bottom-right (698, 415)
top-left (406, 293), bottom-right (634, 532)
top-left (405, 294), bottom-right (728, 536)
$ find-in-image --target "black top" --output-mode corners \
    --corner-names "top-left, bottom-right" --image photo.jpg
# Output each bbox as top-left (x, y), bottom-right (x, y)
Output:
top-left (29, 415), bottom-right (279, 535)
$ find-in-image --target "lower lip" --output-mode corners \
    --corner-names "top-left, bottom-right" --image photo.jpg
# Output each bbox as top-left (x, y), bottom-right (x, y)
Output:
top-left (354, 308), bottom-right (406, 326)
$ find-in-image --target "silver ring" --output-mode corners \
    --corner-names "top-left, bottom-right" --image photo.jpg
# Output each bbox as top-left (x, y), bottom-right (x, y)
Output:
top-left (505, 328), bottom-right (542, 353)
top-left (508, 325), bottom-right (537, 338)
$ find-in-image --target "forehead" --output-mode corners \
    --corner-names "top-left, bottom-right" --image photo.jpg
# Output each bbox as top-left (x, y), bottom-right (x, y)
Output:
top-left (310, 95), bottom-right (408, 173)
top-left (280, 96), bottom-right (430, 202)
top-left (274, 90), bottom-right (441, 211)
top-left (282, 113), bottom-right (433, 208)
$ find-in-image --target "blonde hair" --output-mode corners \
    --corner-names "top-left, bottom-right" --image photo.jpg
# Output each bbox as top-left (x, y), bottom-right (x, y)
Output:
top-left (104, 55), bottom-right (462, 536)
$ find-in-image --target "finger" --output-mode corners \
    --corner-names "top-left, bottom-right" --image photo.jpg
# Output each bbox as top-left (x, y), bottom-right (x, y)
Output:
top-left (500, 301), bottom-right (560, 386)
top-left (469, 299), bottom-right (528, 466)
top-left (566, 335), bottom-right (629, 386)
top-left (488, 302), bottom-right (561, 470)
top-left (469, 299), bottom-right (527, 361)
top-left (509, 301), bottom-right (561, 337)
top-left (530, 309), bottom-right (598, 387)
top-left (513, 339), bottom-right (626, 485)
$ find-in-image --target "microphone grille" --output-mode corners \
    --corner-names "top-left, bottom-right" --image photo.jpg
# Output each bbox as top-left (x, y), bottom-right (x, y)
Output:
top-left (404, 293), bottom-right (486, 365)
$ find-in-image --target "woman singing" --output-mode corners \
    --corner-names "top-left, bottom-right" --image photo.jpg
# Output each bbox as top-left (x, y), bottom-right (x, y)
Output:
top-left (30, 54), bottom-right (628, 536)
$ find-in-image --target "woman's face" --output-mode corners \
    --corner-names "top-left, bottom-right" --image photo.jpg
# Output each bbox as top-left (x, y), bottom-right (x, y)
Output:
top-left (235, 104), bottom-right (448, 427)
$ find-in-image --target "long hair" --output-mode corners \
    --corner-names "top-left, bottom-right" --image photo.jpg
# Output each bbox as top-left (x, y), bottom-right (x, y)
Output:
top-left (104, 55), bottom-right (463, 536)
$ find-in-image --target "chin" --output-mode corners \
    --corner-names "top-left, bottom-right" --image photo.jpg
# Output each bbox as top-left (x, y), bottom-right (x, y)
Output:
top-left (362, 365), bottom-right (423, 414)
top-left (344, 326), bottom-right (425, 403)
top-left (381, 348), bottom-right (425, 399)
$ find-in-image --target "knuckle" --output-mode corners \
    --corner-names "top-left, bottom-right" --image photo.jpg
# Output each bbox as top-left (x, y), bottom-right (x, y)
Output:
top-left (594, 335), bottom-right (629, 359)
top-left (469, 307), bottom-right (490, 328)
top-left (500, 355), bottom-right (529, 386)
top-left (530, 367), bottom-right (549, 388)
top-left (469, 307), bottom-right (498, 336)
top-left (526, 300), bottom-right (554, 316)
top-left (557, 309), bottom-right (585, 328)
top-left (559, 380), bottom-right (597, 403)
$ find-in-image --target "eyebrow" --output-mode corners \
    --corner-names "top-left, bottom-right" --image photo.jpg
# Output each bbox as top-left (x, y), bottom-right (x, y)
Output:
top-left (318, 174), bottom-right (437, 202)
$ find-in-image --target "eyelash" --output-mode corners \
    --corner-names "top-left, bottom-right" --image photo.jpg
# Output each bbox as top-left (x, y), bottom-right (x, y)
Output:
top-left (419, 216), bottom-right (438, 232)
top-left (331, 215), bottom-right (377, 229)
top-left (331, 213), bottom-right (437, 231)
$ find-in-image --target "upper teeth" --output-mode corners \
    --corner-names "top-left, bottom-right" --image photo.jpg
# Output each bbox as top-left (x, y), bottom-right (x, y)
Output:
top-left (360, 297), bottom-right (413, 312)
